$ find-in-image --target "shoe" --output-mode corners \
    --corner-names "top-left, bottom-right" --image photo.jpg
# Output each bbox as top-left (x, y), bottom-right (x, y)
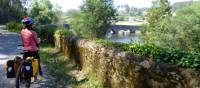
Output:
top-left (38, 75), bottom-right (43, 81)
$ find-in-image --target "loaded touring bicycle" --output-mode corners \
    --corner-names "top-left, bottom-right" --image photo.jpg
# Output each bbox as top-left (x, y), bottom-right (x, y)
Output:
top-left (5, 45), bottom-right (39, 88)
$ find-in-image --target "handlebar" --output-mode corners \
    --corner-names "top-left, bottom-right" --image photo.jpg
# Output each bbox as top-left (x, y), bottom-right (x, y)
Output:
top-left (18, 44), bottom-right (23, 47)
top-left (20, 52), bottom-right (24, 55)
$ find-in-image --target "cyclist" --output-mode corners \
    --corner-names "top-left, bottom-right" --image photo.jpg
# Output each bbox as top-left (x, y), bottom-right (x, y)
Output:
top-left (20, 16), bottom-right (42, 81)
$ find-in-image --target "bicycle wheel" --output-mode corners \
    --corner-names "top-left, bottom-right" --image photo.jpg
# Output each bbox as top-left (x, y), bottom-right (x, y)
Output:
top-left (16, 65), bottom-right (22, 88)
top-left (25, 77), bottom-right (31, 88)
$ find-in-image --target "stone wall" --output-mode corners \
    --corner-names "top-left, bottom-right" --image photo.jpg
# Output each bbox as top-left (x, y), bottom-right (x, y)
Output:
top-left (55, 36), bottom-right (200, 88)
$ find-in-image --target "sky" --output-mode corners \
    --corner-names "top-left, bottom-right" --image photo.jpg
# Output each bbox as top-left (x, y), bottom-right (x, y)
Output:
top-left (50, 0), bottom-right (194, 12)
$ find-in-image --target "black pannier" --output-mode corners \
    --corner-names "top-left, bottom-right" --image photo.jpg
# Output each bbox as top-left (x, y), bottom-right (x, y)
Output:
top-left (6, 60), bottom-right (15, 78)
top-left (23, 61), bottom-right (33, 77)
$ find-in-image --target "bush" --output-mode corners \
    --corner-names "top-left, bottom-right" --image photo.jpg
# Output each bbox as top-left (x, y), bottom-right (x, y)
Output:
top-left (143, 2), bottom-right (200, 53)
top-left (96, 39), bottom-right (200, 68)
top-left (54, 29), bottom-right (74, 38)
top-left (5, 21), bottom-right (23, 32)
top-left (34, 24), bottom-right (58, 44)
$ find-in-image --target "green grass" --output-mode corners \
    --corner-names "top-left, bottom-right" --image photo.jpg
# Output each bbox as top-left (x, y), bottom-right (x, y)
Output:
top-left (40, 45), bottom-right (103, 88)
top-left (40, 45), bottom-right (77, 87)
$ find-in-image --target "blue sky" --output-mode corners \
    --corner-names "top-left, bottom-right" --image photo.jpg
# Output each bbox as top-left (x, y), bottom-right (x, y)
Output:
top-left (50, 0), bottom-right (194, 11)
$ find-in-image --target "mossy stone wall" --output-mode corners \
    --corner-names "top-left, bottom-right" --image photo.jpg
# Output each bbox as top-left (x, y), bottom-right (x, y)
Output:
top-left (55, 36), bottom-right (200, 88)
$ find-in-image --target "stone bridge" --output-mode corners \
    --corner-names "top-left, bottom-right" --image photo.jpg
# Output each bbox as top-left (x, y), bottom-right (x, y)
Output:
top-left (63, 24), bottom-right (141, 34)
top-left (110, 25), bottom-right (141, 34)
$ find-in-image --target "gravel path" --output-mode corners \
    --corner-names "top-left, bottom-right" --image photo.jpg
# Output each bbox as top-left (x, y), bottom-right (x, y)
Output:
top-left (0, 25), bottom-right (56, 88)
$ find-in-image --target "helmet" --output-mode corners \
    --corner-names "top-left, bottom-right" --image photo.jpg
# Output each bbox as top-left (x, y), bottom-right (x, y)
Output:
top-left (21, 16), bottom-right (34, 25)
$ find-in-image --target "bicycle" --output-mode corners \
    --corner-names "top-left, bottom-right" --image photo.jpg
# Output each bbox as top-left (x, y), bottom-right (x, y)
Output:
top-left (14, 45), bottom-right (39, 88)
top-left (14, 56), bottom-right (32, 88)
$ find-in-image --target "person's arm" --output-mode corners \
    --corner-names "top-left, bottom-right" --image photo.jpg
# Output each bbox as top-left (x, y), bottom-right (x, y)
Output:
top-left (33, 31), bottom-right (39, 47)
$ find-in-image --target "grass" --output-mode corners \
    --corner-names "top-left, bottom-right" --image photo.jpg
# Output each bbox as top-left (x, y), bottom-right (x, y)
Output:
top-left (40, 45), bottom-right (77, 87)
top-left (40, 44), bottom-right (104, 88)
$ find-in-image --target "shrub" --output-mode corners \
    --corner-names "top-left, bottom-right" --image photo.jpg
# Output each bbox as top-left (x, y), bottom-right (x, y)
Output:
top-left (143, 2), bottom-right (200, 53)
top-left (34, 24), bottom-right (58, 44)
top-left (54, 29), bottom-right (74, 38)
top-left (5, 21), bottom-right (23, 32)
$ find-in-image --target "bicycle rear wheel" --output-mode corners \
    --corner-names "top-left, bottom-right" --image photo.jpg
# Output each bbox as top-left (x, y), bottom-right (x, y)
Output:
top-left (16, 64), bottom-right (31, 88)
top-left (16, 65), bottom-right (22, 88)
top-left (25, 77), bottom-right (31, 88)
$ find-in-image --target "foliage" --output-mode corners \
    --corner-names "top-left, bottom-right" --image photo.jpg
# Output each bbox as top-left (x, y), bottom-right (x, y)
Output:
top-left (5, 21), bottom-right (59, 44)
top-left (54, 29), bottom-right (74, 38)
top-left (116, 5), bottom-right (147, 17)
top-left (77, 73), bottom-right (104, 88)
top-left (70, 0), bottom-right (117, 38)
top-left (143, 0), bottom-right (172, 33)
top-left (0, 0), bottom-right (27, 24)
top-left (144, 2), bottom-right (200, 53)
top-left (40, 45), bottom-right (102, 87)
top-left (96, 39), bottom-right (200, 68)
top-left (34, 24), bottom-right (58, 44)
top-left (28, 0), bottom-right (59, 24)
top-left (5, 21), bottom-right (23, 32)
top-left (40, 45), bottom-right (75, 87)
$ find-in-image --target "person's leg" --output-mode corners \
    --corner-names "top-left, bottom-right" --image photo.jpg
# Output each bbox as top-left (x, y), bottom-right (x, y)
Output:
top-left (33, 51), bottom-right (43, 76)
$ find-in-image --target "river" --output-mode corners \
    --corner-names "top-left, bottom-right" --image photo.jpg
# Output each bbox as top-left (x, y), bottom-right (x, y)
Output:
top-left (106, 33), bottom-right (143, 43)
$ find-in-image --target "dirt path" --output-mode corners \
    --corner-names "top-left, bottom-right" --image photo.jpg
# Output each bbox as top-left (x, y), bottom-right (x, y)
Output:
top-left (0, 25), bottom-right (56, 88)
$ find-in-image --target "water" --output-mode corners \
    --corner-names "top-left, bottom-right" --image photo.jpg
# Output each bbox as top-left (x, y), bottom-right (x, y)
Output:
top-left (106, 33), bottom-right (142, 43)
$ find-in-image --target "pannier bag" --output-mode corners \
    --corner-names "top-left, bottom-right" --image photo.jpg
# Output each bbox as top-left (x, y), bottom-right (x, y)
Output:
top-left (6, 60), bottom-right (15, 78)
top-left (31, 59), bottom-right (39, 76)
top-left (27, 57), bottom-right (39, 76)
top-left (23, 61), bottom-right (33, 77)
top-left (6, 57), bottom-right (20, 78)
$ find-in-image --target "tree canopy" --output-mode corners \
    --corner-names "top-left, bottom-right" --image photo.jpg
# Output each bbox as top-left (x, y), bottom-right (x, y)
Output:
top-left (70, 0), bottom-right (117, 38)
top-left (144, 0), bottom-right (172, 32)
top-left (28, 0), bottom-right (59, 24)
top-left (0, 0), bottom-right (27, 24)
top-left (143, 1), bottom-right (200, 53)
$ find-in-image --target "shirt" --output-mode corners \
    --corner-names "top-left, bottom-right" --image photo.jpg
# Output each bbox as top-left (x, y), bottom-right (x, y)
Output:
top-left (20, 28), bottom-right (38, 51)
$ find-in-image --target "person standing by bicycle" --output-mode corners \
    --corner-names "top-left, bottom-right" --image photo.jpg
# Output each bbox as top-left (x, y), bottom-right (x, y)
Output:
top-left (20, 16), bottom-right (42, 81)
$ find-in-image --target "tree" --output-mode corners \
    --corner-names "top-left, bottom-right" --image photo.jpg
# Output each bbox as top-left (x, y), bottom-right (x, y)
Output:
top-left (144, 0), bottom-right (172, 32)
top-left (124, 4), bottom-right (130, 14)
top-left (28, 0), bottom-right (58, 24)
top-left (144, 1), bottom-right (200, 53)
top-left (70, 0), bottom-right (117, 38)
top-left (0, 0), bottom-right (27, 24)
